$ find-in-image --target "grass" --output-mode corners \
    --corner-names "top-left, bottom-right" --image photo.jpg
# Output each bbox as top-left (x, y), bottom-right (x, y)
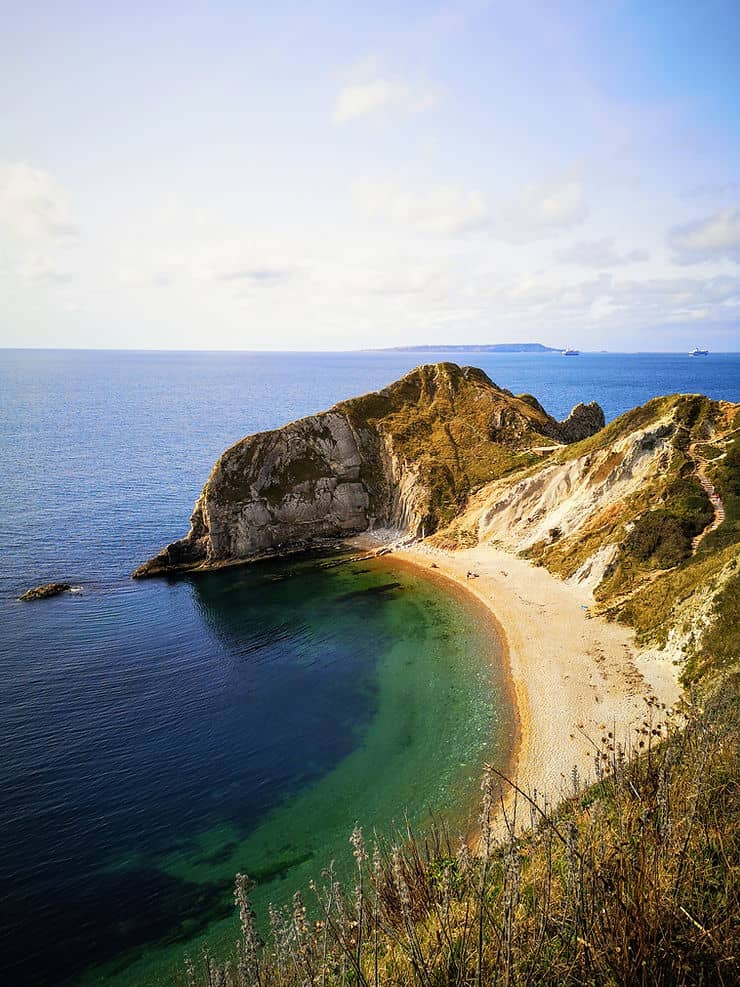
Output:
top-left (691, 568), bottom-right (740, 678)
top-left (522, 396), bottom-right (732, 620)
top-left (552, 394), bottom-right (717, 467)
top-left (337, 364), bottom-right (566, 533)
top-left (615, 472), bottom-right (712, 571)
top-left (551, 394), bottom-right (679, 463)
top-left (699, 424), bottom-right (740, 557)
top-left (186, 679), bottom-right (738, 987)
top-left (602, 416), bottom-right (739, 673)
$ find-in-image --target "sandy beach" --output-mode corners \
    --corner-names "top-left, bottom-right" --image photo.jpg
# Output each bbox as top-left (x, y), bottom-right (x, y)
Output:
top-left (352, 535), bottom-right (683, 817)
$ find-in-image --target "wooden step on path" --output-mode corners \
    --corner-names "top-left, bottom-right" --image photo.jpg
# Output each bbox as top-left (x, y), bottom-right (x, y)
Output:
top-left (692, 468), bottom-right (726, 551)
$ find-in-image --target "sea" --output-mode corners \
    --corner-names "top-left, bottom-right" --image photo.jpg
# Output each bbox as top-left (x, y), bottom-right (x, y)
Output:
top-left (1, 349), bottom-right (738, 985)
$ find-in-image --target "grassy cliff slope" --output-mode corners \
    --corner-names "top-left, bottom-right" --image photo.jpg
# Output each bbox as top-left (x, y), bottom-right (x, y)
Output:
top-left (436, 394), bottom-right (739, 686)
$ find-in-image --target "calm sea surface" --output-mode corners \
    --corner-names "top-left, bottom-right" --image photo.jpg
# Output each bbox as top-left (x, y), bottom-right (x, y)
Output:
top-left (1, 349), bottom-right (738, 985)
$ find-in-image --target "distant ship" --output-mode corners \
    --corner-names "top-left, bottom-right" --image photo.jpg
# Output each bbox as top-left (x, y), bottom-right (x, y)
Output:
top-left (689, 347), bottom-right (709, 356)
top-left (561, 347), bottom-right (579, 356)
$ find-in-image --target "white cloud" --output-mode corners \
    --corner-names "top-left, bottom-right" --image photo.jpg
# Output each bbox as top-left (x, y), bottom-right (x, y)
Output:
top-left (669, 207), bottom-right (740, 264)
top-left (17, 253), bottom-right (75, 284)
top-left (190, 242), bottom-right (299, 289)
top-left (350, 175), bottom-right (588, 241)
top-left (215, 267), bottom-right (293, 284)
top-left (555, 272), bottom-right (740, 329)
top-left (351, 177), bottom-right (489, 234)
top-left (333, 78), bottom-right (442, 123)
top-left (557, 237), bottom-right (649, 267)
top-left (106, 239), bottom-right (299, 295)
top-left (318, 255), bottom-right (456, 299)
top-left (505, 179), bottom-right (588, 234)
top-left (0, 161), bottom-right (78, 239)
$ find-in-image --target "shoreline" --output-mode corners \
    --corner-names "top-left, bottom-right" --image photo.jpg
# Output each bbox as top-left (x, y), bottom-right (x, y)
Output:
top-left (349, 534), bottom-right (683, 825)
top-left (370, 552), bottom-right (523, 838)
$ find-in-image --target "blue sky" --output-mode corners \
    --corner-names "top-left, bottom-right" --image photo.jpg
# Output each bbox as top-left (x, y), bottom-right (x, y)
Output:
top-left (2, 1), bottom-right (739, 350)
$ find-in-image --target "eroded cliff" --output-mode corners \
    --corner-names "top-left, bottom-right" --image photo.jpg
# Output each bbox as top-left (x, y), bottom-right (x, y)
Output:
top-left (434, 393), bottom-right (739, 679)
top-left (134, 362), bottom-right (604, 577)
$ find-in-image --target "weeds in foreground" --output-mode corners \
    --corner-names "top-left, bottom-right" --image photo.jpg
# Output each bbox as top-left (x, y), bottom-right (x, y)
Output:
top-left (186, 682), bottom-right (738, 987)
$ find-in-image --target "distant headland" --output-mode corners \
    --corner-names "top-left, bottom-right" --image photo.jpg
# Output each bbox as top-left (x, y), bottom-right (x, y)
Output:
top-left (371, 343), bottom-right (561, 353)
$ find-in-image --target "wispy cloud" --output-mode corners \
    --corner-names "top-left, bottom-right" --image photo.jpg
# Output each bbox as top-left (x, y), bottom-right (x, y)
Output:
top-left (350, 175), bottom-right (590, 241)
top-left (351, 177), bottom-right (488, 234)
top-left (669, 207), bottom-right (740, 264)
top-left (215, 267), bottom-right (293, 284)
top-left (504, 179), bottom-right (588, 236)
top-left (16, 253), bottom-right (75, 284)
top-left (333, 78), bottom-right (442, 123)
top-left (682, 182), bottom-right (740, 200)
top-left (557, 237), bottom-right (649, 267)
top-left (0, 161), bottom-right (79, 240)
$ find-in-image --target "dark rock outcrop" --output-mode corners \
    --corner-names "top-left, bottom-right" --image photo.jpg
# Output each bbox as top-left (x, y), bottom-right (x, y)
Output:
top-left (18, 582), bottom-right (72, 601)
top-left (134, 363), bottom-right (605, 578)
top-left (556, 402), bottom-right (606, 443)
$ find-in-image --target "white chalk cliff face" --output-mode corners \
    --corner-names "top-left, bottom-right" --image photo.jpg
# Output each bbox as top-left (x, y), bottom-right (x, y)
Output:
top-left (471, 420), bottom-right (675, 560)
top-left (201, 412), bottom-right (371, 558)
top-left (133, 363), bottom-right (605, 577)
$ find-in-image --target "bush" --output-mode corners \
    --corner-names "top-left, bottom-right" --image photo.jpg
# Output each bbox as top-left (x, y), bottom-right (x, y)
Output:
top-left (626, 510), bottom-right (694, 567)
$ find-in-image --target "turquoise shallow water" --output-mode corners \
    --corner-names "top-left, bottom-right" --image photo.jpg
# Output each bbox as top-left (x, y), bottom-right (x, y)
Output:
top-left (1, 349), bottom-right (737, 985)
top-left (80, 555), bottom-right (511, 985)
top-left (2, 543), bottom-right (511, 986)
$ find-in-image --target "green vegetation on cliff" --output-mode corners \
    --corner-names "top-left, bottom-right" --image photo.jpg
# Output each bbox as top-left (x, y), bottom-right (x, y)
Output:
top-left (463, 392), bottom-right (739, 685)
top-left (616, 413), bottom-right (740, 683)
top-left (337, 363), bottom-right (566, 528)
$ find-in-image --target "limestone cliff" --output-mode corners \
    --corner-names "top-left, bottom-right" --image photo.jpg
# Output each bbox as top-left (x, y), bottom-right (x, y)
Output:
top-left (133, 363), bottom-right (604, 578)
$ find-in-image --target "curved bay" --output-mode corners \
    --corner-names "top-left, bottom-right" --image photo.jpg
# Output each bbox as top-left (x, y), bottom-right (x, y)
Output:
top-left (1, 553), bottom-right (514, 986)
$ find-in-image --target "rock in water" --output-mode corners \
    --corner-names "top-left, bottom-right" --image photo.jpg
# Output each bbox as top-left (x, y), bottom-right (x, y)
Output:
top-left (133, 363), bottom-right (605, 578)
top-left (18, 582), bottom-right (72, 601)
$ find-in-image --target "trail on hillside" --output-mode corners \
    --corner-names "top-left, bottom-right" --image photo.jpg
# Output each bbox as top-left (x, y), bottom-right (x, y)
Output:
top-left (689, 444), bottom-right (726, 553)
top-left (596, 435), bottom-right (729, 617)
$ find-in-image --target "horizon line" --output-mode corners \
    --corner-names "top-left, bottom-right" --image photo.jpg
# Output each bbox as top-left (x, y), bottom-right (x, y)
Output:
top-left (2, 346), bottom-right (739, 355)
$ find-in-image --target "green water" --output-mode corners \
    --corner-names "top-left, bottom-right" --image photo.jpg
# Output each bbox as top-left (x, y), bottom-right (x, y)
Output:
top-left (80, 555), bottom-right (514, 985)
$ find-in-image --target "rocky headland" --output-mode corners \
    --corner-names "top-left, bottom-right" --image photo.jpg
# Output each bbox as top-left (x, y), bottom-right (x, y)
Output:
top-left (133, 363), bottom-right (603, 578)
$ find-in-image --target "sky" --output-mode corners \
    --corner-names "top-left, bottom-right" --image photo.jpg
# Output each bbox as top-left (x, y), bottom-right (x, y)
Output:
top-left (1, 0), bottom-right (740, 352)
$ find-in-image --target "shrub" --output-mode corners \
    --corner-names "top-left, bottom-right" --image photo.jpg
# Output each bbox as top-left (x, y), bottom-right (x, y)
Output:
top-left (625, 510), bottom-right (694, 567)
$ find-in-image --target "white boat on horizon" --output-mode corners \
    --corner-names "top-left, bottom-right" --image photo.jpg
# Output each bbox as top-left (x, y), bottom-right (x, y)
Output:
top-left (561, 347), bottom-right (579, 356)
top-left (689, 347), bottom-right (709, 356)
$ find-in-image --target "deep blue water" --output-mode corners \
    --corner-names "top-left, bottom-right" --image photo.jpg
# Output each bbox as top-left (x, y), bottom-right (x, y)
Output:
top-left (1, 349), bottom-right (738, 985)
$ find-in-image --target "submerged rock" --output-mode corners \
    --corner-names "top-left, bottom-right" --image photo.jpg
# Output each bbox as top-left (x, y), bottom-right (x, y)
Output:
top-left (18, 582), bottom-right (72, 601)
top-left (134, 363), bottom-right (604, 578)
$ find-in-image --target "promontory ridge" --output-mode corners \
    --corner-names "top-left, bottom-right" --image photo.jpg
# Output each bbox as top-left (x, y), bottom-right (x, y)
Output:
top-left (134, 363), bottom-right (603, 577)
